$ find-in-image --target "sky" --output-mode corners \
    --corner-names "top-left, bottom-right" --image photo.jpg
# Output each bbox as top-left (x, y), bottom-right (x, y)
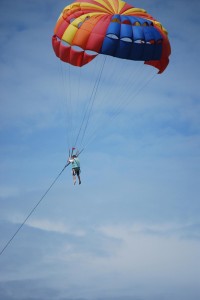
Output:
top-left (0, 0), bottom-right (200, 299)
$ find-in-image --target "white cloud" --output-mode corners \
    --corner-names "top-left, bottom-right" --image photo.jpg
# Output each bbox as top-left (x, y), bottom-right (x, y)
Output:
top-left (40, 221), bottom-right (200, 299)
top-left (26, 218), bottom-right (86, 236)
top-left (6, 215), bottom-right (86, 237)
top-left (98, 221), bottom-right (200, 240)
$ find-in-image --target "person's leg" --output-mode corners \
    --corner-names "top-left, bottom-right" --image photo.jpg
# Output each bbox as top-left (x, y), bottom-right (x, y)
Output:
top-left (78, 174), bottom-right (81, 184)
top-left (72, 169), bottom-right (76, 185)
top-left (77, 169), bottom-right (81, 184)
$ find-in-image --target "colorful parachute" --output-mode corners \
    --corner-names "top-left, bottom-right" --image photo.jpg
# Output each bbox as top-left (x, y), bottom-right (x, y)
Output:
top-left (52, 0), bottom-right (171, 73)
top-left (52, 0), bottom-right (171, 151)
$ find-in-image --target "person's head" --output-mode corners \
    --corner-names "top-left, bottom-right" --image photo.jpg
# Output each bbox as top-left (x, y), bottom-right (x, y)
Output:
top-left (72, 154), bottom-right (77, 158)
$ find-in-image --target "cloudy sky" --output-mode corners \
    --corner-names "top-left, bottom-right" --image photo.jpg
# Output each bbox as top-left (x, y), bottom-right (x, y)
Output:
top-left (0, 0), bottom-right (200, 299)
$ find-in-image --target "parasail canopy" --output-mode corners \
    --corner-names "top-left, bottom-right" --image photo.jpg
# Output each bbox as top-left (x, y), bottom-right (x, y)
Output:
top-left (52, 0), bottom-right (171, 73)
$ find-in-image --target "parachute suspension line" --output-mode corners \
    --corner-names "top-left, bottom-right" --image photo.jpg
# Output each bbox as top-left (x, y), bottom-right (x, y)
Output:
top-left (73, 59), bottom-right (102, 148)
top-left (78, 56), bottom-right (138, 144)
top-left (59, 55), bottom-right (100, 151)
top-left (68, 64), bottom-right (74, 148)
top-left (58, 61), bottom-right (70, 148)
top-left (70, 65), bottom-right (82, 146)
top-left (79, 55), bottom-right (107, 149)
top-left (81, 57), bottom-right (145, 147)
top-left (107, 66), bottom-right (156, 120)
top-left (83, 67), bottom-right (157, 150)
top-left (0, 163), bottom-right (70, 257)
top-left (74, 56), bottom-right (107, 149)
top-left (104, 59), bottom-right (146, 117)
top-left (59, 61), bottom-right (73, 149)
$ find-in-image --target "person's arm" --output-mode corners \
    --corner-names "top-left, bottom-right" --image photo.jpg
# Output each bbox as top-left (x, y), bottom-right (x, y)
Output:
top-left (68, 157), bottom-right (74, 163)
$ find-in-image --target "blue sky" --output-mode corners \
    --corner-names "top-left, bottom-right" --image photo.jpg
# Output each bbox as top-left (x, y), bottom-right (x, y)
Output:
top-left (0, 0), bottom-right (200, 299)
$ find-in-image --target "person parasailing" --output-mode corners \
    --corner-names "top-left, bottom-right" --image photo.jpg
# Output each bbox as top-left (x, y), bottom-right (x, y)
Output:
top-left (68, 149), bottom-right (81, 185)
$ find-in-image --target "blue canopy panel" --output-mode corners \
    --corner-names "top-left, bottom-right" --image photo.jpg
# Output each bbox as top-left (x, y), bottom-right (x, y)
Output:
top-left (100, 14), bottom-right (163, 62)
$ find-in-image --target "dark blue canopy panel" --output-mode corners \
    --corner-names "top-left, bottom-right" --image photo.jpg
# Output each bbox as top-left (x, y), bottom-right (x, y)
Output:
top-left (100, 14), bottom-right (163, 61)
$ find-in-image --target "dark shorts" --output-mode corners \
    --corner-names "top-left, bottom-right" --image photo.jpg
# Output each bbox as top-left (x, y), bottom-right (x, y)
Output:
top-left (72, 168), bottom-right (80, 176)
